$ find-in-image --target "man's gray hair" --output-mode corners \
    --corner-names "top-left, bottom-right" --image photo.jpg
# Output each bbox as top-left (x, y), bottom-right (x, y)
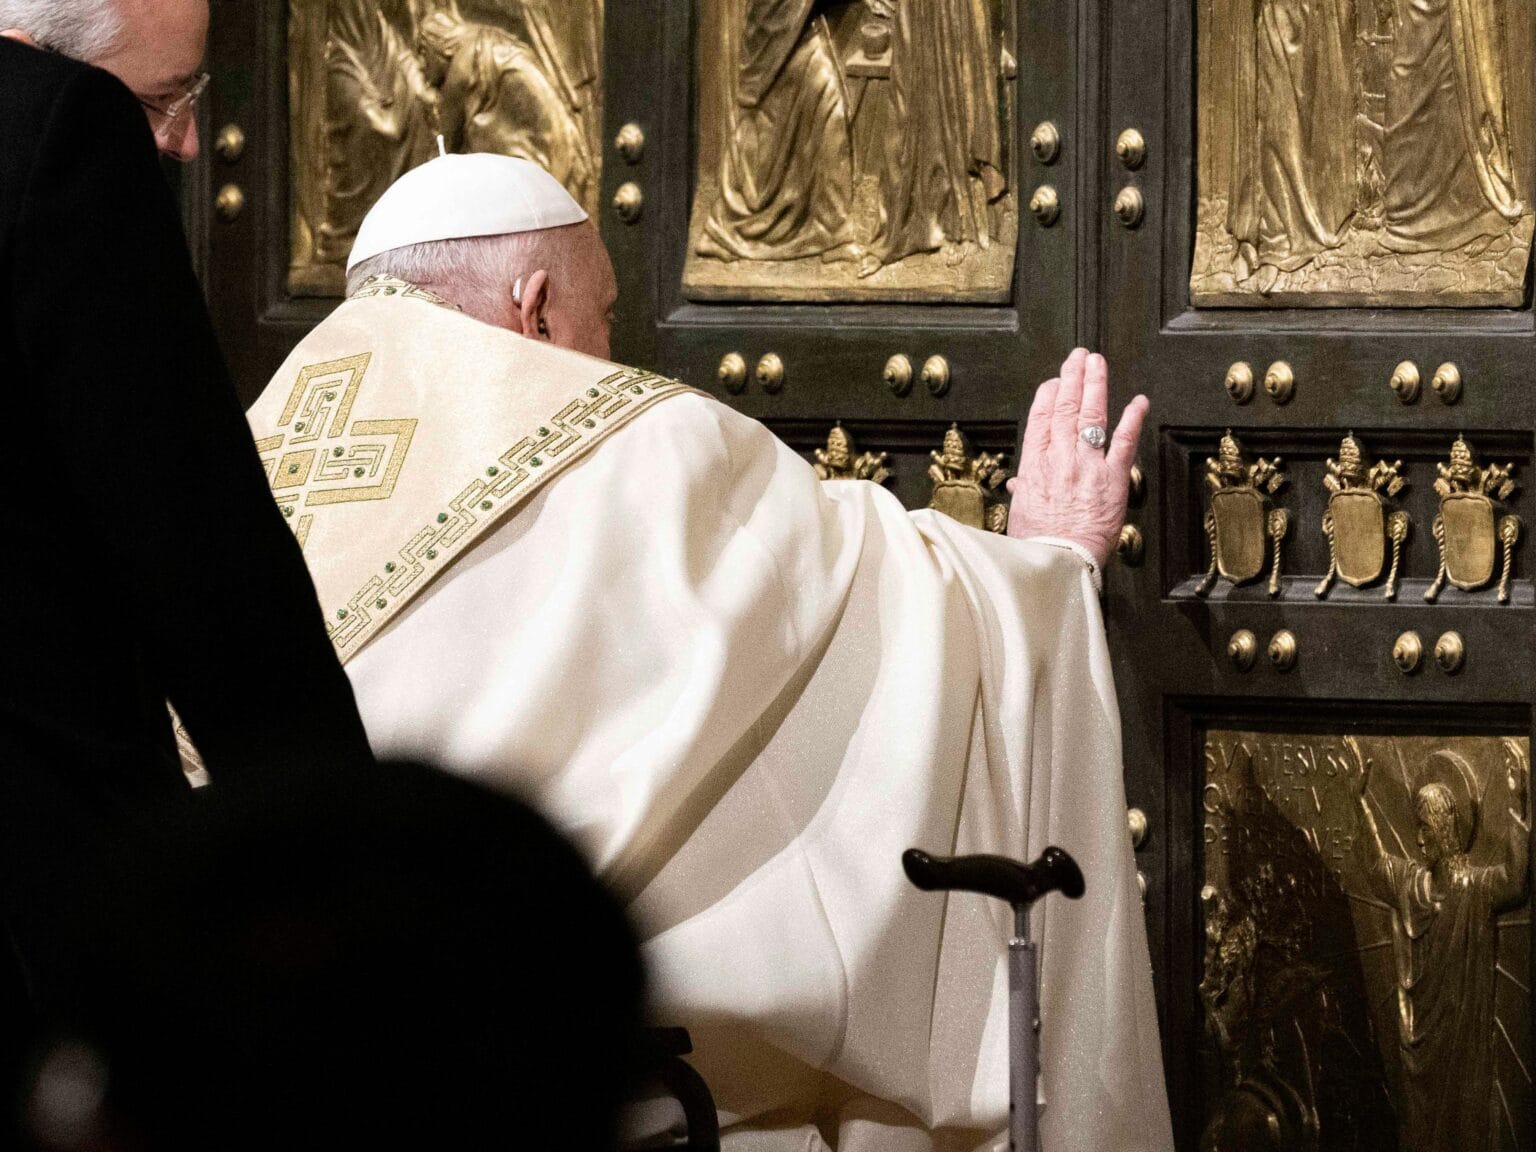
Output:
top-left (347, 229), bottom-right (573, 322)
top-left (0, 0), bottom-right (125, 60)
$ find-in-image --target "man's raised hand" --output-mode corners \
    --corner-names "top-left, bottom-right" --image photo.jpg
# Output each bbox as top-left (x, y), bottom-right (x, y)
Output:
top-left (1006, 349), bottom-right (1149, 568)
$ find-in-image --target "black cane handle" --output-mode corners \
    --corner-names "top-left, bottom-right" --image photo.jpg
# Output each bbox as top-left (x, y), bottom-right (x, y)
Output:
top-left (902, 846), bottom-right (1085, 909)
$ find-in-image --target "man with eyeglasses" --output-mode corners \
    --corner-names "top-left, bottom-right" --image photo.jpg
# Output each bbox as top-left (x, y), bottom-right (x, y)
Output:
top-left (0, 0), bottom-right (374, 1090)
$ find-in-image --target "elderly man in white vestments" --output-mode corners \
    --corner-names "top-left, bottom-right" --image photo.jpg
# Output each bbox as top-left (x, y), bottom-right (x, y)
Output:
top-left (242, 154), bottom-right (1173, 1152)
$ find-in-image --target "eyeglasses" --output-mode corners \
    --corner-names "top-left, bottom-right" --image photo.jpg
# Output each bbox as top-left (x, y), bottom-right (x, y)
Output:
top-left (137, 72), bottom-right (210, 125)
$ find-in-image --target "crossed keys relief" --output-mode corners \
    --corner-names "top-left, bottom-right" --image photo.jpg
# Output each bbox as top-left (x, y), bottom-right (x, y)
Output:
top-left (254, 353), bottom-right (418, 549)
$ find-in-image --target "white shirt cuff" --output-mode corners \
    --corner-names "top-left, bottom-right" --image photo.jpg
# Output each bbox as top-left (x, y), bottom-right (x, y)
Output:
top-left (1024, 536), bottom-right (1104, 593)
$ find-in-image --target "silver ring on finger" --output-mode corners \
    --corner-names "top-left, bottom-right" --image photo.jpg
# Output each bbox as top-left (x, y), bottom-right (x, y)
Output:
top-left (1079, 425), bottom-right (1108, 450)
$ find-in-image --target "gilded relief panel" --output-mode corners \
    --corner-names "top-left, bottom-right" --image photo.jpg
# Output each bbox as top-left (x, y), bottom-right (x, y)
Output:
top-left (1202, 730), bottom-right (1531, 1151)
top-left (1192, 0), bottom-right (1535, 306)
top-left (289, 0), bottom-right (603, 296)
top-left (684, 0), bottom-right (1018, 303)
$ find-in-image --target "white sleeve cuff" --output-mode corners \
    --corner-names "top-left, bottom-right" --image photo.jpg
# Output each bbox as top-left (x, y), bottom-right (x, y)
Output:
top-left (1024, 536), bottom-right (1103, 593)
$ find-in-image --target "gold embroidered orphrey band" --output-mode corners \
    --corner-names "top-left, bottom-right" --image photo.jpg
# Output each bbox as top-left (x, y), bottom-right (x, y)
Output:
top-left (260, 302), bottom-right (696, 660)
top-left (264, 359), bottom-right (693, 661)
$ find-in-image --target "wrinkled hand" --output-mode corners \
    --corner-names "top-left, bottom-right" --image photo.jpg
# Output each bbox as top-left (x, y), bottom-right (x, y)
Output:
top-left (1006, 349), bottom-right (1149, 567)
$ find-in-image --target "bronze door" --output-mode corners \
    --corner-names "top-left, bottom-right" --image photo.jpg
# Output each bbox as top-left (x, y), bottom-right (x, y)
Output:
top-left (1102, 0), bottom-right (1535, 1148)
top-left (193, 2), bottom-right (1533, 1149)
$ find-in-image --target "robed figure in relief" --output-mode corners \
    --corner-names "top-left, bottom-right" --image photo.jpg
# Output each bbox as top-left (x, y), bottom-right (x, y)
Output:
top-left (1351, 741), bottom-right (1530, 1152)
top-left (699, 0), bottom-right (861, 263)
top-left (1197, 0), bottom-right (1531, 303)
top-left (867, 0), bottom-right (1008, 272)
top-left (289, 0), bottom-right (604, 292)
top-left (417, 6), bottom-right (597, 212)
top-left (313, 0), bottom-right (438, 269)
top-left (1225, 0), bottom-right (1356, 287)
top-left (1381, 0), bottom-right (1524, 252)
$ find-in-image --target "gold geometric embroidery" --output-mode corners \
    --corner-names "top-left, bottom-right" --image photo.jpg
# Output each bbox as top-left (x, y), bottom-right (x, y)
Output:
top-left (348, 275), bottom-right (460, 311)
top-left (259, 353), bottom-right (417, 528)
top-left (325, 367), bottom-right (694, 656)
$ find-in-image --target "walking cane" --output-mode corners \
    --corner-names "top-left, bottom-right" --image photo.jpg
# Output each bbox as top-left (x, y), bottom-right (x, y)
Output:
top-left (902, 846), bottom-right (1084, 1152)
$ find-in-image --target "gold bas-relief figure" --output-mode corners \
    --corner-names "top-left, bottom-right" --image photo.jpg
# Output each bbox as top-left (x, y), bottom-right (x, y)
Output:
top-left (685, 0), bottom-right (1018, 303)
top-left (290, 0), bottom-right (603, 297)
top-left (1192, 0), bottom-right (1534, 306)
top-left (1202, 730), bottom-right (1531, 1152)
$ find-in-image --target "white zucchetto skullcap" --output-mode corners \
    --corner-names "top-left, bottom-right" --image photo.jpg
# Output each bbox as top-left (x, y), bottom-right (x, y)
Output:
top-left (347, 154), bottom-right (590, 272)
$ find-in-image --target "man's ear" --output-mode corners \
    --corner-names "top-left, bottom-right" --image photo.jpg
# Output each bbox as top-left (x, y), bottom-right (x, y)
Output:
top-left (0, 30), bottom-right (39, 45)
top-left (519, 269), bottom-right (551, 341)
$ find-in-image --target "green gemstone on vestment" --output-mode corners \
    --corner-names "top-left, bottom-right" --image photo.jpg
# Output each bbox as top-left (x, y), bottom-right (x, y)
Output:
top-left (583, 419), bottom-right (595, 429)
top-left (481, 500), bottom-right (492, 511)
top-left (487, 466), bottom-right (499, 477)
top-left (354, 467), bottom-right (364, 477)
top-left (538, 427), bottom-right (549, 437)
top-left (295, 423), bottom-right (305, 432)
top-left (326, 392), bottom-right (336, 401)
top-left (588, 389), bottom-right (599, 398)
top-left (437, 513), bottom-right (448, 523)
top-left (375, 598), bottom-right (386, 609)
top-left (337, 609), bottom-right (347, 620)
top-left (426, 549), bottom-right (437, 560)
top-left (282, 507), bottom-right (293, 517)
top-left (384, 562), bottom-right (396, 573)
top-left (530, 457), bottom-right (542, 466)
top-left (333, 447), bottom-right (344, 457)
top-left (288, 465), bottom-right (299, 474)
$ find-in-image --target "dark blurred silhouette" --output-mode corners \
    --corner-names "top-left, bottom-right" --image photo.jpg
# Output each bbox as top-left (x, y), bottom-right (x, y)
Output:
top-left (15, 760), bottom-right (645, 1151)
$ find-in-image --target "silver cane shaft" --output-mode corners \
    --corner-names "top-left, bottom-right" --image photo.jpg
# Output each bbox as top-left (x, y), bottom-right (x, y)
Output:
top-left (1009, 905), bottom-right (1038, 1152)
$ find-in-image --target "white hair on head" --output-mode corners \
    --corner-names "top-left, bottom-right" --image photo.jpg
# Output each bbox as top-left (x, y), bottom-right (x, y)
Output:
top-left (346, 228), bottom-right (577, 325)
top-left (0, 0), bottom-right (126, 60)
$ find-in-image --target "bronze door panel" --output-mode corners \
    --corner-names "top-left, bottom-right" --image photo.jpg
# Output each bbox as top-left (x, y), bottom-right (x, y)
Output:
top-left (1190, 0), bottom-right (1535, 308)
top-left (683, 0), bottom-right (1019, 303)
top-left (287, 0), bottom-right (605, 298)
top-left (1201, 728), bottom-right (1531, 1152)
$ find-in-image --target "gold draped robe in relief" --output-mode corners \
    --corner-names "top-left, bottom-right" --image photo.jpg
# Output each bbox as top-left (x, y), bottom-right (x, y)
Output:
top-left (1227, 0), bottom-right (1356, 273)
top-left (701, 0), bottom-right (857, 261)
top-left (1382, 0), bottom-right (1524, 252)
top-left (245, 285), bottom-right (1172, 1152)
top-left (314, 0), bottom-right (436, 267)
top-left (872, 0), bottom-right (1007, 266)
top-left (1357, 825), bottom-right (1527, 1152)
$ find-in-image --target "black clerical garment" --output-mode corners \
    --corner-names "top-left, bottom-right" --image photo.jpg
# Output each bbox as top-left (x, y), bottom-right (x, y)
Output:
top-left (0, 43), bottom-right (373, 991)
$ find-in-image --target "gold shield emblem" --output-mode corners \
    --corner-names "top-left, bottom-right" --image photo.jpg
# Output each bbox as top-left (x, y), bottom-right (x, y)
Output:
top-left (1198, 432), bottom-right (1289, 597)
top-left (1330, 490), bottom-right (1386, 586)
top-left (1426, 437), bottom-right (1522, 603)
top-left (1212, 489), bottom-right (1266, 583)
top-left (1315, 435), bottom-right (1409, 600)
top-left (1441, 492), bottom-right (1496, 589)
